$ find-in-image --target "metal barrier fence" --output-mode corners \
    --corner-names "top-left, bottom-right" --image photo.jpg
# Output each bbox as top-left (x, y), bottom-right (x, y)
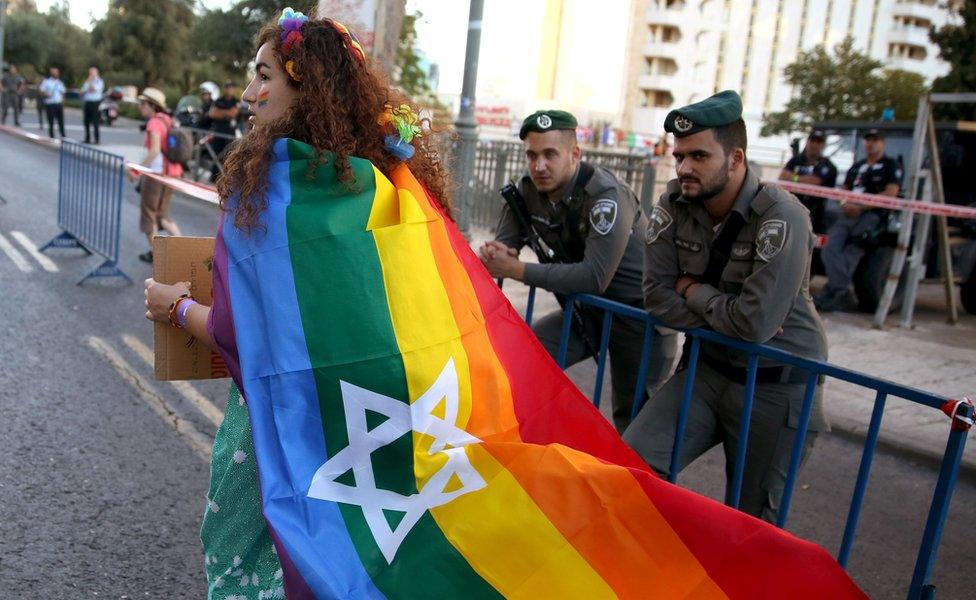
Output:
top-left (41, 141), bottom-right (130, 284)
top-left (465, 140), bottom-right (655, 229)
top-left (511, 284), bottom-right (970, 600)
top-left (180, 126), bottom-right (238, 183)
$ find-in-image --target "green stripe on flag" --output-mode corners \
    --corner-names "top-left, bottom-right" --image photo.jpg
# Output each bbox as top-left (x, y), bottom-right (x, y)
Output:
top-left (283, 140), bottom-right (501, 599)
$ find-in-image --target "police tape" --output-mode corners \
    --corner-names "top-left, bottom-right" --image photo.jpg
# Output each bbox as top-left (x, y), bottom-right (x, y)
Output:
top-left (0, 123), bottom-right (220, 205)
top-left (770, 179), bottom-right (976, 220)
top-left (126, 163), bottom-right (219, 205)
top-left (0, 123), bottom-right (62, 149)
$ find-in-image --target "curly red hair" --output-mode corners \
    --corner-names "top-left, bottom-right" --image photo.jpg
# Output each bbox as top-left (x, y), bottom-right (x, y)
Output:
top-left (218, 8), bottom-right (452, 232)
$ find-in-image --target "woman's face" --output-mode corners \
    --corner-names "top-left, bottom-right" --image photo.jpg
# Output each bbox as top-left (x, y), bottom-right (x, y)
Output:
top-left (138, 101), bottom-right (152, 118)
top-left (242, 42), bottom-right (300, 128)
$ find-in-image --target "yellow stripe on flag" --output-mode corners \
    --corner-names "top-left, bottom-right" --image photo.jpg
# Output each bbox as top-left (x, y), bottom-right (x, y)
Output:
top-left (368, 180), bottom-right (615, 598)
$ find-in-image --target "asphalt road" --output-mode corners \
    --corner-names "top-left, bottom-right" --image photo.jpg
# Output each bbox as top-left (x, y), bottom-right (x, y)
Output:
top-left (8, 102), bottom-right (144, 148)
top-left (0, 132), bottom-right (973, 599)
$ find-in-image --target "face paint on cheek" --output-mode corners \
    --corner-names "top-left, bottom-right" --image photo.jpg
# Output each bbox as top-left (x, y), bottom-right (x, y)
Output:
top-left (257, 89), bottom-right (270, 109)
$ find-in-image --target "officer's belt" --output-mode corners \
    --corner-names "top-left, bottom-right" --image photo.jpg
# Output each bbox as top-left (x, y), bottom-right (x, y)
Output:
top-left (699, 353), bottom-right (811, 385)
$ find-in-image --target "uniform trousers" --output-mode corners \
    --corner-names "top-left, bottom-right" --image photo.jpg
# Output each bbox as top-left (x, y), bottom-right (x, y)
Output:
top-left (623, 361), bottom-right (823, 523)
top-left (83, 101), bottom-right (100, 144)
top-left (1, 91), bottom-right (20, 126)
top-left (533, 307), bottom-right (680, 432)
top-left (44, 103), bottom-right (65, 138)
top-left (822, 212), bottom-right (881, 294)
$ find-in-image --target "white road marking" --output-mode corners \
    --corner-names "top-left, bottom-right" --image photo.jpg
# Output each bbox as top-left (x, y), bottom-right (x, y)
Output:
top-left (121, 334), bottom-right (225, 428)
top-left (10, 231), bottom-right (59, 272)
top-left (87, 336), bottom-right (211, 461)
top-left (0, 231), bottom-right (33, 273)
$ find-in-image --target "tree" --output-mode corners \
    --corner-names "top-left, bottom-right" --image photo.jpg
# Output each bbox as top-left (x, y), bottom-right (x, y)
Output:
top-left (3, 3), bottom-right (96, 83)
top-left (393, 10), bottom-right (448, 122)
top-left (91, 0), bottom-right (196, 89)
top-left (762, 37), bottom-right (927, 136)
top-left (930, 0), bottom-right (976, 120)
top-left (190, 0), bottom-right (283, 80)
top-left (870, 69), bottom-right (927, 122)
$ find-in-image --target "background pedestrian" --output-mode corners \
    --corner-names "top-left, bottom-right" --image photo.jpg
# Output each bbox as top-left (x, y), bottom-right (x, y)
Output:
top-left (81, 66), bottom-right (105, 144)
top-left (38, 67), bottom-right (66, 139)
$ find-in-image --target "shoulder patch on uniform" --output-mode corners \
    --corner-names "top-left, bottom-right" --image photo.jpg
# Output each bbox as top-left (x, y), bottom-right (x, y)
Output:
top-left (756, 219), bottom-right (788, 262)
top-left (589, 199), bottom-right (618, 235)
top-left (645, 205), bottom-right (673, 244)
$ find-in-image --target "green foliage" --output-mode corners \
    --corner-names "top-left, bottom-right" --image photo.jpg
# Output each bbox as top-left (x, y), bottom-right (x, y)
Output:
top-left (395, 12), bottom-right (432, 99)
top-left (762, 37), bottom-right (928, 136)
top-left (930, 0), bottom-right (976, 120)
top-left (3, 4), bottom-right (97, 84)
top-left (190, 0), bottom-right (285, 81)
top-left (91, 0), bottom-right (196, 89)
top-left (393, 11), bottom-right (449, 123)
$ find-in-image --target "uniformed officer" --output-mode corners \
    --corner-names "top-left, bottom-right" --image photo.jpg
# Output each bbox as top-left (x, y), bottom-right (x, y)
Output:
top-left (622, 91), bottom-right (829, 523)
top-left (815, 128), bottom-right (902, 312)
top-left (778, 129), bottom-right (838, 233)
top-left (479, 109), bottom-right (679, 432)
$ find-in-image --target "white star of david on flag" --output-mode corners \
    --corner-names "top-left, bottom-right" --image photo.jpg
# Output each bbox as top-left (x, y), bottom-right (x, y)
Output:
top-left (306, 358), bottom-right (486, 563)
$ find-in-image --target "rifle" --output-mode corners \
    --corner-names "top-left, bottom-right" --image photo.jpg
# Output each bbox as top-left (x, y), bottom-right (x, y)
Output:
top-left (499, 182), bottom-right (600, 362)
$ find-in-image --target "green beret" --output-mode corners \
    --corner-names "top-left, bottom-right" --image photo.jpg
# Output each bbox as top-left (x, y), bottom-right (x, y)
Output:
top-left (664, 90), bottom-right (743, 137)
top-left (519, 110), bottom-right (578, 140)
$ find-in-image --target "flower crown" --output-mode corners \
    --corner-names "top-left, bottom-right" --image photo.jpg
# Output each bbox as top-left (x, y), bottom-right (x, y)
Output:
top-left (277, 8), bottom-right (366, 83)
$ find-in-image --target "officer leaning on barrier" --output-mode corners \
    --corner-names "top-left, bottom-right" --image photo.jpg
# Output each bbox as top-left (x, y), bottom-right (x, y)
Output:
top-left (814, 128), bottom-right (902, 313)
top-left (622, 91), bottom-right (829, 523)
top-left (778, 129), bottom-right (837, 233)
top-left (479, 110), bottom-right (679, 432)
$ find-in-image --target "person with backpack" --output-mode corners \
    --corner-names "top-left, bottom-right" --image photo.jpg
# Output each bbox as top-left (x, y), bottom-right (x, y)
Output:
top-left (130, 87), bottom-right (183, 263)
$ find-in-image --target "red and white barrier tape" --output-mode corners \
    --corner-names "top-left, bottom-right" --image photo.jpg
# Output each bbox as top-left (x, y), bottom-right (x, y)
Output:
top-left (0, 123), bottom-right (219, 205)
top-left (940, 398), bottom-right (975, 432)
top-left (769, 179), bottom-right (976, 220)
top-left (126, 163), bottom-right (219, 205)
top-left (0, 123), bottom-right (62, 149)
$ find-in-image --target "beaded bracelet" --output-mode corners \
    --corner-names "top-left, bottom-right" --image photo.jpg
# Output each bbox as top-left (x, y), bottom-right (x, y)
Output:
top-left (168, 293), bottom-right (193, 328)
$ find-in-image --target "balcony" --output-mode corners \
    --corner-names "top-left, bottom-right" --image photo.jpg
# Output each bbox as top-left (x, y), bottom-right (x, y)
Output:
top-left (891, 1), bottom-right (941, 23)
top-left (645, 4), bottom-right (686, 28)
top-left (637, 73), bottom-right (679, 92)
top-left (642, 41), bottom-right (681, 61)
top-left (887, 26), bottom-right (933, 48)
top-left (886, 55), bottom-right (927, 74)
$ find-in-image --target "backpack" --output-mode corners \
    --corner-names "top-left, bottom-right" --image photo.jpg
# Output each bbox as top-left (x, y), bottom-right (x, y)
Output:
top-left (163, 121), bottom-right (194, 166)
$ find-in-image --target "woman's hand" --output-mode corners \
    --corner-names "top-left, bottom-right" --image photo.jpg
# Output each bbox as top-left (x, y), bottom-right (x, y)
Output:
top-left (145, 278), bottom-right (191, 324)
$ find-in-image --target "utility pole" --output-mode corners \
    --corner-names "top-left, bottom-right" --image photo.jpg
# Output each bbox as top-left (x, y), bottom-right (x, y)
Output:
top-left (452, 0), bottom-right (484, 234)
top-left (0, 0), bottom-right (8, 74)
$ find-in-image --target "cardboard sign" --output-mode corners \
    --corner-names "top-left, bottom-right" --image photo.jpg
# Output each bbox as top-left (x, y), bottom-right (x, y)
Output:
top-left (152, 236), bottom-right (230, 381)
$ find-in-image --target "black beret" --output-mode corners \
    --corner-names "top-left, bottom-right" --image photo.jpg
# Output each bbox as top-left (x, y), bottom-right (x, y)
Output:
top-left (664, 90), bottom-right (743, 137)
top-left (519, 110), bottom-right (578, 140)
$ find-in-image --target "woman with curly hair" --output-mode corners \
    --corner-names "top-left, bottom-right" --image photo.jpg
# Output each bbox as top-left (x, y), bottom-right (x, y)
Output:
top-left (143, 7), bottom-right (449, 598)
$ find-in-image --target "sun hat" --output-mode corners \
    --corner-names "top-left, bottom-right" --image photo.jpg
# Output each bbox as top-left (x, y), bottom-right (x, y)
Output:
top-left (137, 87), bottom-right (168, 111)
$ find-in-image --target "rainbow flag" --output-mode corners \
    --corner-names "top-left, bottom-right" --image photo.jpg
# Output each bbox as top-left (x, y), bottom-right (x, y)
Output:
top-left (216, 138), bottom-right (865, 599)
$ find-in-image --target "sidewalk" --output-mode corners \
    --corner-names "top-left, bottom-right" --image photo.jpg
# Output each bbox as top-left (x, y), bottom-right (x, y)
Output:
top-left (467, 226), bottom-right (976, 472)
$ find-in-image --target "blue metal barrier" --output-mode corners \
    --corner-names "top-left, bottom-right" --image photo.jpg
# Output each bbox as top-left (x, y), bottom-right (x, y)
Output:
top-left (512, 284), bottom-right (970, 600)
top-left (40, 141), bottom-right (130, 284)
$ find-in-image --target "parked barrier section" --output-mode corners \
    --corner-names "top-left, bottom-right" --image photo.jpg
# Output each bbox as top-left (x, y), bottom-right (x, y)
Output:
top-left (510, 285), bottom-right (969, 600)
top-left (41, 141), bottom-right (129, 284)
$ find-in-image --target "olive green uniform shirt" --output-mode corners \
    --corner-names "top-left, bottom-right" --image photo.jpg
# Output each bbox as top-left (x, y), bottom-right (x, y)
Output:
top-left (494, 162), bottom-right (646, 304)
top-left (643, 169), bottom-right (829, 367)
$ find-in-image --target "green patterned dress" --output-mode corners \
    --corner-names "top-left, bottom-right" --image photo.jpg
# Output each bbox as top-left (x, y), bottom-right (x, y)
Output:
top-left (200, 384), bottom-right (285, 600)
